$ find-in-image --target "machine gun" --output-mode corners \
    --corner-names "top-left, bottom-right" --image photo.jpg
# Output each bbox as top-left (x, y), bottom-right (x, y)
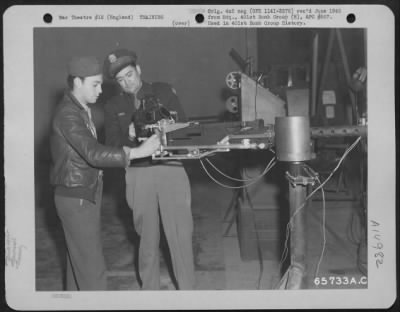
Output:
top-left (152, 116), bottom-right (366, 290)
top-left (132, 95), bottom-right (176, 139)
top-left (148, 117), bottom-right (366, 160)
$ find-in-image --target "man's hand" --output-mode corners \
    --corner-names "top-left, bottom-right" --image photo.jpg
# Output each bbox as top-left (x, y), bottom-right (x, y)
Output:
top-left (128, 122), bottom-right (136, 141)
top-left (129, 134), bottom-right (161, 159)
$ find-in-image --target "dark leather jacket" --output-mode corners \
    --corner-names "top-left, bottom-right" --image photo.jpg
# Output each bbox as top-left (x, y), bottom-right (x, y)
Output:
top-left (50, 91), bottom-right (129, 201)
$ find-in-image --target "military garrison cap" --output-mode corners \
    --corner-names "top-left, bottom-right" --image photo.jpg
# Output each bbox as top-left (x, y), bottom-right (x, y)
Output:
top-left (68, 56), bottom-right (102, 77)
top-left (104, 49), bottom-right (138, 79)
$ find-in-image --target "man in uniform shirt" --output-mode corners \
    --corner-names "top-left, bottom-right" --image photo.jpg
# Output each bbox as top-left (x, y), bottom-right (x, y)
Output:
top-left (103, 49), bottom-right (195, 290)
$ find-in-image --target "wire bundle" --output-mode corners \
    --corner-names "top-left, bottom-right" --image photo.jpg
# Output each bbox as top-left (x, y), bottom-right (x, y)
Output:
top-left (200, 153), bottom-right (276, 289)
top-left (278, 136), bottom-right (362, 282)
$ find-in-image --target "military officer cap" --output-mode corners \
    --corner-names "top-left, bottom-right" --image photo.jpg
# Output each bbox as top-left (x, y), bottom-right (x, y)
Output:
top-left (68, 56), bottom-right (102, 77)
top-left (104, 49), bottom-right (138, 79)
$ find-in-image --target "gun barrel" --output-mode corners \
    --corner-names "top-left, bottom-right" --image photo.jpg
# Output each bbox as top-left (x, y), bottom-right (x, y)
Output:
top-left (310, 125), bottom-right (367, 138)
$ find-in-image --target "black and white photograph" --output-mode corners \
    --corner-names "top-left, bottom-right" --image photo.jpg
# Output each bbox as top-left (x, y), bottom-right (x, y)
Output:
top-left (4, 4), bottom-right (396, 310)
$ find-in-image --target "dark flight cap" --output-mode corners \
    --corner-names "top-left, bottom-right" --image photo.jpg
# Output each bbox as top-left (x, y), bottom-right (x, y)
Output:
top-left (68, 56), bottom-right (102, 77)
top-left (104, 49), bottom-right (138, 79)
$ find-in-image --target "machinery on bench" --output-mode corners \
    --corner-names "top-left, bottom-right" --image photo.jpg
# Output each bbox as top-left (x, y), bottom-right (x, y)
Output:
top-left (136, 109), bottom-right (366, 290)
top-left (144, 117), bottom-right (366, 160)
top-left (133, 46), bottom-right (367, 289)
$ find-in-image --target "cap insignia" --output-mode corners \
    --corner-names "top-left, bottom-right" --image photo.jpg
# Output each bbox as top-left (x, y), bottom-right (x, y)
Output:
top-left (108, 54), bottom-right (117, 63)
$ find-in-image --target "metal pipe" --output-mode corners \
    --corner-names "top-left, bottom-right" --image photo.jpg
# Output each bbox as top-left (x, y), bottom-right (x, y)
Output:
top-left (311, 32), bottom-right (319, 117)
top-left (161, 143), bottom-right (258, 151)
top-left (310, 125), bottom-right (366, 138)
top-left (228, 125), bottom-right (367, 139)
top-left (286, 163), bottom-right (308, 289)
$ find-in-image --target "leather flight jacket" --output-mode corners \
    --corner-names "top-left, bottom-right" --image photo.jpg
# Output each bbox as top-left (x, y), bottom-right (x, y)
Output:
top-left (50, 91), bottom-right (128, 202)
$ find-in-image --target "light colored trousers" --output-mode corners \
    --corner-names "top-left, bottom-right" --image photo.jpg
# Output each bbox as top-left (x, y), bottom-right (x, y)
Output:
top-left (125, 165), bottom-right (195, 290)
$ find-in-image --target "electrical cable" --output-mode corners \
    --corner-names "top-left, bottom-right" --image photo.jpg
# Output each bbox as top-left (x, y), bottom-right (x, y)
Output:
top-left (205, 153), bottom-right (274, 183)
top-left (278, 214), bottom-right (292, 275)
top-left (278, 136), bottom-right (362, 275)
top-left (289, 136), bottom-right (361, 223)
top-left (254, 80), bottom-right (258, 120)
top-left (200, 155), bottom-right (276, 289)
top-left (205, 158), bottom-right (259, 182)
top-left (200, 157), bottom-right (276, 189)
top-left (314, 176), bottom-right (326, 279)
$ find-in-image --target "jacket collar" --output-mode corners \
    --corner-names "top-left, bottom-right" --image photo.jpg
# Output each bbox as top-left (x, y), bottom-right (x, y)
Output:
top-left (136, 81), bottom-right (153, 100)
top-left (65, 90), bottom-right (86, 111)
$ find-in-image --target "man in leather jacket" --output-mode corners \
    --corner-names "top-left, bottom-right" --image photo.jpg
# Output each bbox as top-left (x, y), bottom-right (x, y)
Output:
top-left (50, 56), bottom-right (160, 290)
top-left (103, 49), bottom-right (195, 290)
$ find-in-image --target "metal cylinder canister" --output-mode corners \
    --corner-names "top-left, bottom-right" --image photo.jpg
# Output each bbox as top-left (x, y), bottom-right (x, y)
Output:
top-left (275, 116), bottom-right (311, 162)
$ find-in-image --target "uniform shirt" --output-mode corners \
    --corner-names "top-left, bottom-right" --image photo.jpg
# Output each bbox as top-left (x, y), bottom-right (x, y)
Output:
top-left (104, 81), bottom-right (186, 166)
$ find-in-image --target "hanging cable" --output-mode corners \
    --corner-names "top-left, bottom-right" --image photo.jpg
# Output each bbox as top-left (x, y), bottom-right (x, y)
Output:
top-left (205, 152), bottom-right (274, 183)
top-left (254, 80), bottom-right (258, 120)
top-left (205, 158), bottom-right (258, 182)
top-left (289, 136), bottom-right (361, 223)
top-left (314, 176), bottom-right (326, 279)
top-left (202, 155), bottom-right (275, 289)
top-left (201, 155), bottom-right (276, 289)
top-left (200, 157), bottom-right (276, 189)
top-left (278, 136), bottom-right (362, 273)
top-left (278, 218), bottom-right (291, 274)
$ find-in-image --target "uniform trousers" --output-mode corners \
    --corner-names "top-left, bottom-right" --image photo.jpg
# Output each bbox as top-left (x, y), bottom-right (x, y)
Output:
top-left (54, 180), bottom-right (107, 290)
top-left (125, 165), bottom-right (195, 290)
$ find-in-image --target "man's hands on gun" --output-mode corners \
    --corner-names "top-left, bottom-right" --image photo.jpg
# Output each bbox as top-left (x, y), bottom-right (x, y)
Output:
top-left (128, 121), bottom-right (153, 143)
top-left (130, 133), bottom-right (161, 159)
top-left (128, 122), bottom-right (136, 141)
top-left (123, 121), bottom-right (161, 160)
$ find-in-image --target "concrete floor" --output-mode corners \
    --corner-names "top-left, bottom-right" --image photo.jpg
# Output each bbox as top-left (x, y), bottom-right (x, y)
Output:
top-left (35, 154), bottom-right (367, 291)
